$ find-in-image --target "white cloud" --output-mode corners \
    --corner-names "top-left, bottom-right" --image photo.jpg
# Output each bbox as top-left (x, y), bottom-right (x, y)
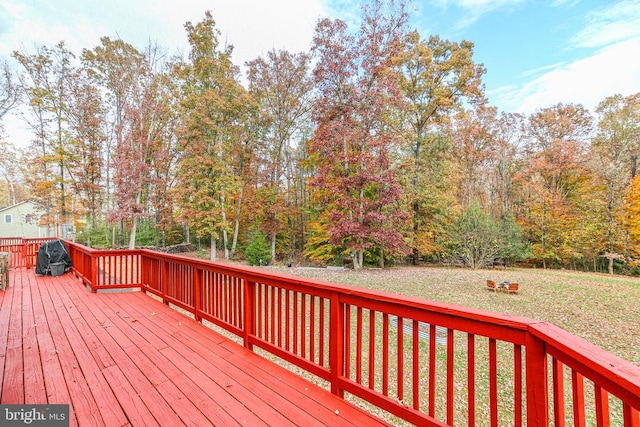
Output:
top-left (490, 0), bottom-right (640, 114)
top-left (491, 38), bottom-right (640, 114)
top-left (571, 0), bottom-right (640, 48)
top-left (0, 0), bottom-right (327, 65)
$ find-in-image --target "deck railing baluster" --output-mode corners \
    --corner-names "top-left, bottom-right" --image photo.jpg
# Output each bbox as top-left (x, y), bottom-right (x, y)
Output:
top-left (447, 328), bottom-right (455, 425)
top-left (397, 315), bottom-right (404, 402)
top-left (514, 344), bottom-right (523, 427)
top-left (368, 309), bottom-right (375, 390)
top-left (429, 323), bottom-right (437, 418)
top-left (553, 357), bottom-right (566, 426)
top-left (572, 370), bottom-right (587, 427)
top-left (468, 333), bottom-right (476, 426)
top-left (412, 319), bottom-right (419, 410)
top-left (594, 385), bottom-right (610, 427)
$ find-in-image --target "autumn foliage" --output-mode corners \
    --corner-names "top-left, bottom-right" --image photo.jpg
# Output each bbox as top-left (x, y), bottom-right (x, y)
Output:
top-left (2, 3), bottom-right (640, 273)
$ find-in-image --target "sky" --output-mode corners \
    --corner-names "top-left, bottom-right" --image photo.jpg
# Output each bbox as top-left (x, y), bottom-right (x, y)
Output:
top-left (0, 0), bottom-right (639, 145)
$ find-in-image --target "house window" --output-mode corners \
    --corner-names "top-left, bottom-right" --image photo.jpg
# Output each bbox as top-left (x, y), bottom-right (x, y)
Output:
top-left (4, 214), bottom-right (11, 224)
top-left (24, 214), bottom-right (33, 224)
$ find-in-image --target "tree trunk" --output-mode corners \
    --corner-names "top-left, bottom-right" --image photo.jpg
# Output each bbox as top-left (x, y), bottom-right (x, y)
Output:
top-left (128, 219), bottom-right (137, 249)
top-left (221, 195), bottom-right (230, 259)
top-left (270, 232), bottom-right (276, 262)
top-left (541, 201), bottom-right (546, 269)
top-left (353, 248), bottom-right (364, 270)
top-left (222, 229), bottom-right (230, 259)
top-left (379, 246), bottom-right (385, 269)
top-left (608, 256), bottom-right (614, 275)
top-left (412, 201), bottom-right (420, 266)
top-left (210, 233), bottom-right (217, 262)
top-left (230, 186), bottom-right (244, 259)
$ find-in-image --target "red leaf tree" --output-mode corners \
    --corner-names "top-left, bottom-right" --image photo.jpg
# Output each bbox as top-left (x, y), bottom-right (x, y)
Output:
top-left (308, 0), bottom-right (410, 269)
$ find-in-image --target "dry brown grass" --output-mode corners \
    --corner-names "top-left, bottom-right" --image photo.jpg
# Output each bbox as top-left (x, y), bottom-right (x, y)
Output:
top-left (262, 265), bottom-right (640, 366)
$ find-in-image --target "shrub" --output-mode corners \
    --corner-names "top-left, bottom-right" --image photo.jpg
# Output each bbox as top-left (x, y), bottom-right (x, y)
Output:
top-left (245, 232), bottom-right (272, 266)
top-left (448, 205), bottom-right (530, 269)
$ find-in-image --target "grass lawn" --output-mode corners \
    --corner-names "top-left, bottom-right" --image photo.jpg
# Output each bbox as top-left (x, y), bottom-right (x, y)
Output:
top-left (263, 265), bottom-right (640, 367)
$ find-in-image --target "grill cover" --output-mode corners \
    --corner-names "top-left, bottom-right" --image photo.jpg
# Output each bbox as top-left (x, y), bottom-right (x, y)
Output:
top-left (35, 240), bottom-right (72, 276)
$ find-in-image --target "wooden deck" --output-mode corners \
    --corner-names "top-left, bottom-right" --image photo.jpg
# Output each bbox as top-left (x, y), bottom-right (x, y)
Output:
top-left (0, 269), bottom-right (388, 427)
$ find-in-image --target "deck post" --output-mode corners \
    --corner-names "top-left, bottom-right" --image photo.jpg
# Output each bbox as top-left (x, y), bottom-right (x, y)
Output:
top-left (90, 252), bottom-right (98, 292)
top-left (139, 253), bottom-right (147, 292)
top-left (243, 276), bottom-right (255, 351)
top-left (161, 258), bottom-right (169, 305)
top-left (22, 239), bottom-right (28, 268)
top-left (329, 293), bottom-right (344, 397)
top-left (526, 331), bottom-right (549, 426)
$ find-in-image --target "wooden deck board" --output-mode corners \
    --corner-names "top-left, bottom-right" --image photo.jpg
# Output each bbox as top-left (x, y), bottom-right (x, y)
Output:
top-left (21, 274), bottom-right (47, 404)
top-left (101, 365), bottom-right (158, 427)
top-left (109, 295), bottom-right (303, 426)
top-left (29, 277), bottom-right (78, 426)
top-left (0, 271), bottom-right (15, 401)
top-left (117, 292), bottom-right (361, 426)
top-left (0, 269), bottom-right (388, 426)
top-left (3, 277), bottom-right (23, 404)
top-left (36, 273), bottom-right (110, 426)
top-left (118, 292), bottom-right (377, 427)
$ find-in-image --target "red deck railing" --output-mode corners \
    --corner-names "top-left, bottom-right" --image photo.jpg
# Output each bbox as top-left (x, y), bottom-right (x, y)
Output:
top-left (0, 237), bottom-right (57, 268)
top-left (4, 238), bottom-right (640, 426)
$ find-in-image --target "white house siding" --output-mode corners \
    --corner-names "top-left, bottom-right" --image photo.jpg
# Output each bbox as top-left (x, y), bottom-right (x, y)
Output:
top-left (0, 201), bottom-right (52, 238)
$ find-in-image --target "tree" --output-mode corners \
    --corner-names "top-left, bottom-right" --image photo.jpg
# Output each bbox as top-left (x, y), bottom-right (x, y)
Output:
top-left (0, 59), bottom-right (20, 128)
top-left (518, 103), bottom-right (593, 268)
top-left (245, 231), bottom-right (272, 266)
top-left (82, 37), bottom-right (148, 247)
top-left (175, 11), bottom-right (253, 261)
top-left (490, 112), bottom-right (524, 220)
top-left (448, 104), bottom-right (499, 209)
top-left (449, 204), bottom-right (528, 269)
top-left (309, 0), bottom-right (410, 269)
top-left (14, 42), bottom-right (76, 237)
top-left (625, 175), bottom-right (640, 255)
top-left (398, 30), bottom-right (486, 264)
top-left (246, 49), bottom-right (313, 260)
top-left (65, 65), bottom-right (108, 243)
top-left (0, 142), bottom-right (22, 206)
top-left (83, 39), bottom-right (176, 249)
top-left (593, 93), bottom-right (640, 271)
top-left (145, 64), bottom-right (183, 248)
top-left (0, 60), bottom-right (22, 206)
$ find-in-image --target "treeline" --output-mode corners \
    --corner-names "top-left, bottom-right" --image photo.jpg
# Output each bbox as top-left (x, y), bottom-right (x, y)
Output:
top-left (1, 1), bottom-right (639, 273)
